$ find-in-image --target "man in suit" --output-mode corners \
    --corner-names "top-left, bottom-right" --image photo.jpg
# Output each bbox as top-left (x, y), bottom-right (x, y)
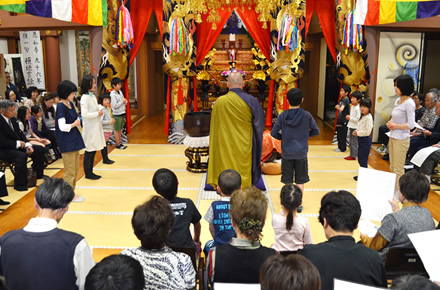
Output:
top-left (0, 100), bottom-right (45, 191)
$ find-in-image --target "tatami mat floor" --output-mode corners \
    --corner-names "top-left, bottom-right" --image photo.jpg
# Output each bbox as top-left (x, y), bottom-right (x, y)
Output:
top-left (50, 144), bottom-right (368, 257)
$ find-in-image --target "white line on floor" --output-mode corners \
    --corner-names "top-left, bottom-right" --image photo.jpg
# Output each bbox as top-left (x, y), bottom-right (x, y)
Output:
top-left (75, 186), bottom-right (200, 190)
top-left (109, 154), bottom-right (184, 157)
top-left (269, 188), bottom-right (356, 192)
top-left (94, 168), bottom-right (188, 172)
top-left (67, 211), bottom-right (132, 215)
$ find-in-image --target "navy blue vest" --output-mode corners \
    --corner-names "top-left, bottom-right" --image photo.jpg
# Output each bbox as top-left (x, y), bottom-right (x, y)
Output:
top-left (0, 228), bottom-right (83, 290)
top-left (212, 200), bottom-right (236, 245)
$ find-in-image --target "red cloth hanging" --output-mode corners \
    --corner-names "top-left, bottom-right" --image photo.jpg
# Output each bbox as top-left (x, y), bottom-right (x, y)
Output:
top-left (193, 76), bottom-right (198, 112)
top-left (305, 0), bottom-right (336, 62)
top-left (265, 80), bottom-right (275, 128)
top-left (196, 8), bottom-right (233, 66)
top-left (236, 7), bottom-right (271, 60)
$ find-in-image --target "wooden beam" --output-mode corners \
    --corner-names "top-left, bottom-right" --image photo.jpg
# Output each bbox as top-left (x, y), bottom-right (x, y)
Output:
top-left (0, 13), bottom-right (90, 31)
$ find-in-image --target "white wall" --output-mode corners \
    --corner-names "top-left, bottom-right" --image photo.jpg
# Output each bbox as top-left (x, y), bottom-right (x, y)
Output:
top-left (59, 30), bottom-right (78, 86)
top-left (0, 39), bottom-right (8, 55)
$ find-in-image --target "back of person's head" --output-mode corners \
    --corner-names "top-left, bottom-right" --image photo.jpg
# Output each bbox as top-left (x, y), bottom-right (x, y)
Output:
top-left (80, 75), bottom-right (95, 95)
top-left (399, 170), bottom-right (430, 203)
top-left (131, 195), bottom-right (174, 250)
top-left (319, 190), bottom-right (361, 233)
top-left (35, 177), bottom-right (75, 210)
top-left (57, 80), bottom-right (78, 100)
top-left (280, 184), bottom-right (302, 231)
top-left (218, 169), bottom-right (241, 196)
top-left (27, 86), bottom-right (38, 99)
top-left (152, 168), bottom-right (178, 200)
top-left (98, 94), bottom-right (111, 106)
top-left (391, 275), bottom-right (440, 290)
top-left (260, 255), bottom-right (321, 290)
top-left (230, 186), bottom-right (267, 242)
top-left (85, 254), bottom-right (145, 290)
top-left (286, 88), bottom-right (303, 106)
top-left (394, 75), bottom-right (414, 96)
top-left (31, 105), bottom-right (41, 116)
top-left (341, 85), bottom-right (351, 95)
top-left (351, 91), bottom-right (363, 101)
top-left (16, 106), bottom-right (28, 124)
top-left (111, 77), bottom-right (122, 88)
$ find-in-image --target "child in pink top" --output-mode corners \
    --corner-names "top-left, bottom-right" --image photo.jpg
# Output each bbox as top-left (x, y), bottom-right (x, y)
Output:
top-left (272, 184), bottom-right (313, 251)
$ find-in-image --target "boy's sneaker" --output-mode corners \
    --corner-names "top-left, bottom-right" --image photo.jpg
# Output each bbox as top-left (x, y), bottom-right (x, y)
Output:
top-left (344, 156), bottom-right (356, 160)
top-left (116, 144), bottom-right (127, 150)
top-left (376, 145), bottom-right (386, 154)
top-left (334, 148), bottom-right (342, 152)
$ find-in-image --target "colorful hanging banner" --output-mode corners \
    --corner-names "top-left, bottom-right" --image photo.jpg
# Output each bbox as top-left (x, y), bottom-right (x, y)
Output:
top-left (0, 0), bottom-right (107, 26)
top-left (354, 0), bottom-right (440, 25)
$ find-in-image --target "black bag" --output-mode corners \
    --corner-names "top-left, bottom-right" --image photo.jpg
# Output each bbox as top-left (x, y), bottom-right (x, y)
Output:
top-left (27, 169), bottom-right (37, 188)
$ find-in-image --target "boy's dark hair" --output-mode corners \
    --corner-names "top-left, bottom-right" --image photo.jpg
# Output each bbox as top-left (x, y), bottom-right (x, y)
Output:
top-left (341, 85), bottom-right (351, 95)
top-left (391, 274), bottom-right (440, 290)
top-left (98, 94), bottom-right (111, 106)
top-left (260, 255), bottom-right (321, 290)
top-left (31, 105), bottom-right (42, 115)
top-left (394, 75), bottom-right (414, 96)
top-left (218, 169), bottom-right (241, 196)
top-left (85, 254), bottom-right (145, 290)
top-left (131, 196), bottom-right (174, 250)
top-left (80, 75), bottom-right (95, 96)
top-left (351, 91), bottom-right (363, 101)
top-left (111, 77), bottom-right (123, 88)
top-left (280, 184), bottom-right (302, 231)
top-left (27, 86), bottom-right (38, 98)
top-left (399, 170), bottom-right (430, 203)
top-left (152, 168), bottom-right (178, 200)
top-left (286, 88), bottom-right (303, 107)
top-left (57, 80), bottom-right (78, 100)
top-left (318, 190), bottom-right (361, 233)
top-left (35, 177), bottom-right (75, 210)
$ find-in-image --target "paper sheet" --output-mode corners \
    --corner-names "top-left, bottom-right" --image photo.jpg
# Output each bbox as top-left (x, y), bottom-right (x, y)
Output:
top-left (408, 230), bottom-right (440, 282)
top-left (0, 171), bottom-right (4, 179)
top-left (358, 219), bottom-right (379, 237)
top-left (356, 167), bottom-right (396, 221)
top-left (410, 146), bottom-right (440, 167)
top-left (214, 283), bottom-right (260, 290)
top-left (334, 279), bottom-right (386, 290)
top-left (414, 123), bottom-right (424, 130)
top-left (385, 132), bottom-right (390, 137)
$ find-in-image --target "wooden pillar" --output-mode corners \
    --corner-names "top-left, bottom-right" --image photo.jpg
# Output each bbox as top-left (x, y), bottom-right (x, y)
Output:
top-left (45, 36), bottom-right (61, 92)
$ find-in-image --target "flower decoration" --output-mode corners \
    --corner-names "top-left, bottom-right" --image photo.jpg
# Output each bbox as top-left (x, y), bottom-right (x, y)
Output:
top-left (244, 80), bottom-right (253, 89)
top-left (212, 80), bottom-right (222, 89)
top-left (196, 71), bottom-right (210, 81)
top-left (221, 70), bottom-right (247, 78)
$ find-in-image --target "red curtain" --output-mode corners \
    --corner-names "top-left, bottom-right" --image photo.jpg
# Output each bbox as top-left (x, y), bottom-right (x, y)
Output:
top-left (129, 0), bottom-right (162, 66)
top-left (305, 0), bottom-right (336, 62)
top-left (236, 8), bottom-right (271, 60)
top-left (196, 9), bottom-right (233, 66)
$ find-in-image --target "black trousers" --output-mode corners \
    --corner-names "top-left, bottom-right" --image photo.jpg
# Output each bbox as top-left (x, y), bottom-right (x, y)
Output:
top-left (358, 136), bottom-right (372, 168)
top-left (0, 146), bottom-right (45, 189)
top-left (336, 124), bottom-right (348, 152)
top-left (378, 125), bottom-right (390, 146)
top-left (0, 172), bottom-right (7, 197)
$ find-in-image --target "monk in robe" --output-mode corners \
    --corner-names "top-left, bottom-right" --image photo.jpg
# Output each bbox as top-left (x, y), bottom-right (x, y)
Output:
top-left (207, 72), bottom-right (265, 188)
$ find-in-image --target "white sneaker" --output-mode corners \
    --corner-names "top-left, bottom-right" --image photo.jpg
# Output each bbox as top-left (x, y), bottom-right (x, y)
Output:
top-left (72, 196), bottom-right (85, 202)
top-left (334, 148), bottom-right (342, 152)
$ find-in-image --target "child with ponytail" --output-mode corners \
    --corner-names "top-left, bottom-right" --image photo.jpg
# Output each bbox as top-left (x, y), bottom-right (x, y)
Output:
top-left (272, 184), bottom-right (313, 252)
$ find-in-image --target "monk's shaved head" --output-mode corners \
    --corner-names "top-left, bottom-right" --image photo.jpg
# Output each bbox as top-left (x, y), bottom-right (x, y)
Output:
top-left (227, 72), bottom-right (244, 89)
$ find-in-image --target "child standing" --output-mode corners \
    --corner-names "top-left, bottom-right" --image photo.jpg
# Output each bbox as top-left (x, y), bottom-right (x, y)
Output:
top-left (98, 94), bottom-right (115, 165)
top-left (152, 168), bottom-right (202, 252)
top-left (345, 91), bottom-right (362, 160)
top-left (110, 77), bottom-right (127, 150)
top-left (335, 85), bottom-right (351, 152)
top-left (271, 88), bottom-right (320, 192)
top-left (353, 98), bottom-right (374, 180)
top-left (55, 80), bottom-right (85, 202)
top-left (204, 169), bottom-right (240, 254)
top-left (272, 184), bottom-right (313, 252)
top-left (80, 75), bottom-right (105, 180)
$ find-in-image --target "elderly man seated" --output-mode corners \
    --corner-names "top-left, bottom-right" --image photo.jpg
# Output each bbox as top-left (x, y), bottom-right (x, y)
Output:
top-left (0, 99), bottom-right (45, 191)
top-left (0, 177), bottom-right (95, 289)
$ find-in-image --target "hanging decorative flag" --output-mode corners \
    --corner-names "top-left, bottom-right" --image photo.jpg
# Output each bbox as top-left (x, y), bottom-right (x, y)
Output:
top-left (0, 0), bottom-right (107, 26)
top-left (116, 2), bottom-right (134, 48)
top-left (354, 0), bottom-right (440, 26)
top-left (342, 10), bottom-right (364, 54)
top-left (277, 13), bottom-right (300, 52)
top-left (169, 17), bottom-right (190, 55)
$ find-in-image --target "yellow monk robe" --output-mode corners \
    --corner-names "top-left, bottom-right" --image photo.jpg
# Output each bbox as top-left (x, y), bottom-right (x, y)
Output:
top-left (208, 88), bottom-right (265, 188)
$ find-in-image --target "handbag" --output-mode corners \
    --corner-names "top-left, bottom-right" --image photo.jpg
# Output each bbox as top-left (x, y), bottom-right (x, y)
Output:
top-left (27, 169), bottom-right (37, 188)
